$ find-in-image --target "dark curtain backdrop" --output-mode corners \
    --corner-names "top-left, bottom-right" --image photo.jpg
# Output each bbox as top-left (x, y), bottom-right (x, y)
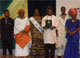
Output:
top-left (28, 0), bottom-right (56, 17)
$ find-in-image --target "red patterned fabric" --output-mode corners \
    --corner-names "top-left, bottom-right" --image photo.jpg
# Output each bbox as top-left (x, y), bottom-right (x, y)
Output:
top-left (17, 9), bottom-right (25, 14)
top-left (68, 8), bottom-right (77, 16)
top-left (16, 25), bottom-right (32, 49)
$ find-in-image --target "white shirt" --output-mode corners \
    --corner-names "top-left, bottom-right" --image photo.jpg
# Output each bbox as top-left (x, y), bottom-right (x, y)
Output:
top-left (42, 15), bottom-right (58, 44)
top-left (56, 15), bottom-right (68, 47)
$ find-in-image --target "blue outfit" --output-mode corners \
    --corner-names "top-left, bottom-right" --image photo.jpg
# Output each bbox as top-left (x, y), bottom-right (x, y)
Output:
top-left (64, 19), bottom-right (80, 58)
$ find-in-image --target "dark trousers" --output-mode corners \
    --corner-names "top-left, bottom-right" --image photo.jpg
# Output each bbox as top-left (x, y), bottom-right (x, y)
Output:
top-left (44, 44), bottom-right (56, 58)
top-left (2, 38), bottom-right (13, 55)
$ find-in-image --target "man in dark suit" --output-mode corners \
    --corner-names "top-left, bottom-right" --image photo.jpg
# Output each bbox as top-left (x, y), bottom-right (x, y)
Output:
top-left (0, 10), bottom-right (14, 57)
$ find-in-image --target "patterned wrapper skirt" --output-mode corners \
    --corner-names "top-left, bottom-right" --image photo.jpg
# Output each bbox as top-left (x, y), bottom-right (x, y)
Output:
top-left (30, 38), bottom-right (45, 56)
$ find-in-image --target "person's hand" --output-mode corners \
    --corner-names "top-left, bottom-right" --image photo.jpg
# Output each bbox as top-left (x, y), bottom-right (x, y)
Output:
top-left (43, 26), bottom-right (47, 30)
top-left (14, 34), bottom-right (16, 38)
top-left (68, 31), bottom-right (75, 35)
top-left (50, 26), bottom-right (56, 30)
top-left (55, 44), bottom-right (58, 49)
top-left (21, 30), bottom-right (26, 33)
top-left (56, 32), bottom-right (58, 37)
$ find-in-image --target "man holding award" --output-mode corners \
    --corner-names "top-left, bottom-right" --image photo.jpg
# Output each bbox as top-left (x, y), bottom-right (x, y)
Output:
top-left (42, 6), bottom-right (58, 58)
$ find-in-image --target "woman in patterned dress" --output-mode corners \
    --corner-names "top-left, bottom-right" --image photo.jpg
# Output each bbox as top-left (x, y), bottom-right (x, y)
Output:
top-left (30, 9), bottom-right (45, 58)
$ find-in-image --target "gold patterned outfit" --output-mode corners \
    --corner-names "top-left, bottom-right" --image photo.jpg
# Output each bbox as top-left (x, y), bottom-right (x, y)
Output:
top-left (30, 16), bottom-right (45, 56)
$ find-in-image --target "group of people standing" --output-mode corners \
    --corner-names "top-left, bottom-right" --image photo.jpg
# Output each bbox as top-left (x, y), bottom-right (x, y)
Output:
top-left (0, 6), bottom-right (80, 58)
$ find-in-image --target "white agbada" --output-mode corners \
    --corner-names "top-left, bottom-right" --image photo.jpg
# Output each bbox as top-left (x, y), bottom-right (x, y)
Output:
top-left (42, 15), bottom-right (58, 44)
top-left (14, 17), bottom-right (31, 57)
top-left (57, 15), bottom-right (68, 47)
top-left (57, 14), bottom-right (68, 55)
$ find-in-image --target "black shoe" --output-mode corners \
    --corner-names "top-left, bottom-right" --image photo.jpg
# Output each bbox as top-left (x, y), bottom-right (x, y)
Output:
top-left (57, 56), bottom-right (63, 58)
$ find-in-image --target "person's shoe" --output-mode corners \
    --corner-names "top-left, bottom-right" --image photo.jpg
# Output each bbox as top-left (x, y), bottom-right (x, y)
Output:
top-left (57, 56), bottom-right (63, 58)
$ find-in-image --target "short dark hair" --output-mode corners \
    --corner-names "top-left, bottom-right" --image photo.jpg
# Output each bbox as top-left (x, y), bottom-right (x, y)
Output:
top-left (61, 6), bottom-right (66, 10)
top-left (47, 6), bottom-right (52, 11)
top-left (4, 10), bottom-right (9, 13)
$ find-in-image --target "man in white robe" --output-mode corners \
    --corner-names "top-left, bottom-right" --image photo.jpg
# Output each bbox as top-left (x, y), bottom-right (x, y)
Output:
top-left (57, 6), bottom-right (68, 58)
top-left (42, 7), bottom-right (58, 58)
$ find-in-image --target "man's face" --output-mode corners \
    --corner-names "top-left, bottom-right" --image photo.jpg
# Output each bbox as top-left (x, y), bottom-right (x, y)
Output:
top-left (47, 9), bottom-right (53, 15)
top-left (4, 11), bottom-right (10, 17)
top-left (61, 8), bottom-right (66, 14)
top-left (19, 11), bottom-right (24, 17)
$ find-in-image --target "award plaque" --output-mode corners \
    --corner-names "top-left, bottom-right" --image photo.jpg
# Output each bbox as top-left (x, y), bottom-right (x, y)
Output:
top-left (46, 20), bottom-right (52, 29)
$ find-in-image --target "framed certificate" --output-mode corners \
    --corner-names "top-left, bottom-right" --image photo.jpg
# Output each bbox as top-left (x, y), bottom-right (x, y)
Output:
top-left (46, 20), bottom-right (52, 29)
